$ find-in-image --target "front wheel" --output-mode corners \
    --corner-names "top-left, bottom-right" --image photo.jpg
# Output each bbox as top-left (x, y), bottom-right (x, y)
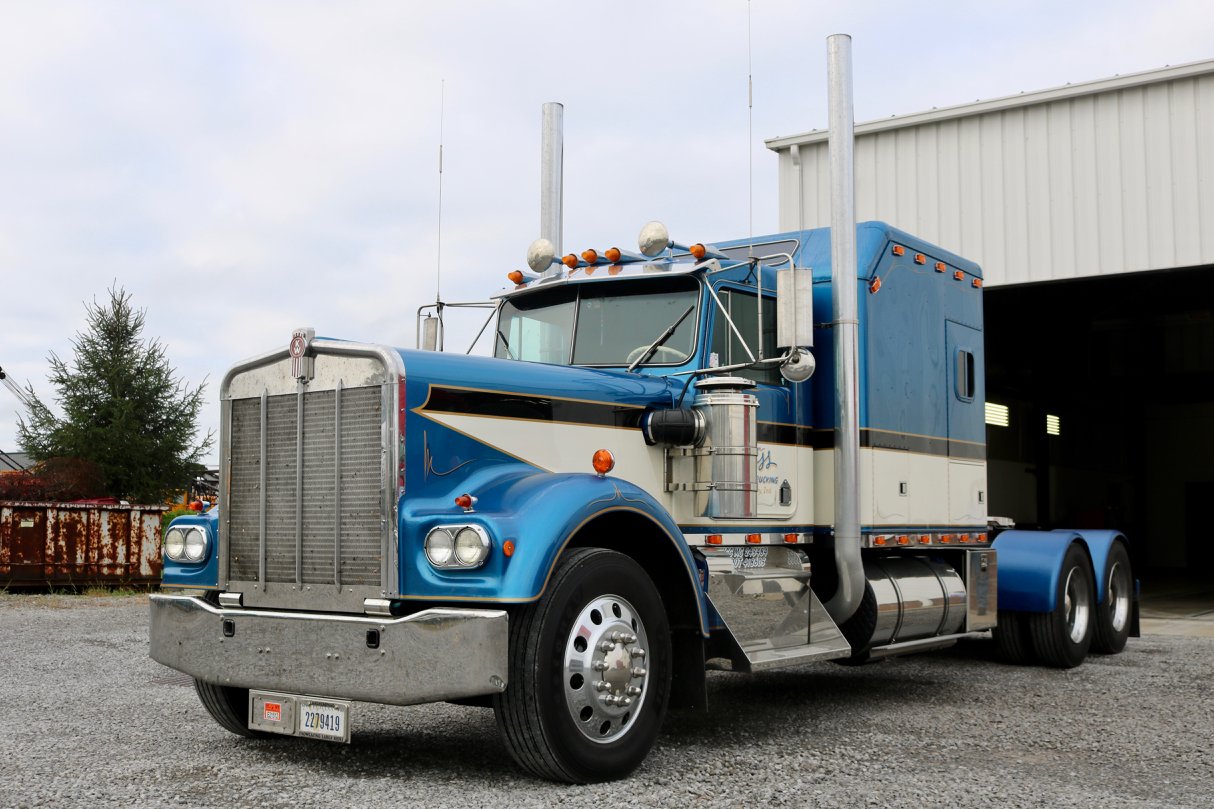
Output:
top-left (1028, 544), bottom-right (1094, 668)
top-left (194, 679), bottom-right (272, 738)
top-left (493, 548), bottom-right (671, 783)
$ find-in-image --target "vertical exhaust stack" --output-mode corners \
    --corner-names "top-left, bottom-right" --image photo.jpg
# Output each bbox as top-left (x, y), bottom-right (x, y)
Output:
top-left (540, 102), bottom-right (564, 263)
top-left (823, 33), bottom-right (865, 626)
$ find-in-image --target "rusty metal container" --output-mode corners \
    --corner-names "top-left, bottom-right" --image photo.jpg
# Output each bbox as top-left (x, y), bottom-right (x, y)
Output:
top-left (0, 501), bottom-right (167, 587)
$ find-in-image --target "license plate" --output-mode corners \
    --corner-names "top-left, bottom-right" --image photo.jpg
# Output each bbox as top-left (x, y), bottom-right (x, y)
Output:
top-left (297, 700), bottom-right (349, 742)
top-left (249, 691), bottom-right (351, 743)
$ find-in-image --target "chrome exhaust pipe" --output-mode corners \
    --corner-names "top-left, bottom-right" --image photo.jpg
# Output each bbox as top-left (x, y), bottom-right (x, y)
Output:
top-left (540, 102), bottom-right (564, 259)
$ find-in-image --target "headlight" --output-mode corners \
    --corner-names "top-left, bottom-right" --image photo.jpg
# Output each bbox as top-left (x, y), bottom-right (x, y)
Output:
top-left (425, 525), bottom-right (491, 569)
top-left (183, 527), bottom-right (209, 562)
top-left (164, 527), bottom-right (186, 561)
top-left (454, 527), bottom-right (489, 567)
top-left (425, 528), bottom-right (455, 567)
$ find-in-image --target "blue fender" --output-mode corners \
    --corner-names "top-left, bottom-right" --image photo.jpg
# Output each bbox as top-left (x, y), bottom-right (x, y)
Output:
top-left (1053, 528), bottom-right (1128, 605)
top-left (398, 467), bottom-right (709, 635)
top-left (992, 529), bottom-right (1093, 613)
top-left (160, 508), bottom-right (220, 589)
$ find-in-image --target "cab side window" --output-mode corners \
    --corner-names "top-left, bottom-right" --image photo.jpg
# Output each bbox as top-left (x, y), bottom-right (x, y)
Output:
top-left (710, 288), bottom-right (781, 385)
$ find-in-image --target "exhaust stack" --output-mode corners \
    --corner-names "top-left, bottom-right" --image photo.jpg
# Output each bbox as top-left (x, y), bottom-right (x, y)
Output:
top-left (823, 33), bottom-right (865, 626)
top-left (540, 102), bottom-right (564, 260)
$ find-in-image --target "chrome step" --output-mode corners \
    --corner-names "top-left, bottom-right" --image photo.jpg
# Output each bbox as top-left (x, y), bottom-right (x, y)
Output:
top-left (704, 546), bottom-right (852, 672)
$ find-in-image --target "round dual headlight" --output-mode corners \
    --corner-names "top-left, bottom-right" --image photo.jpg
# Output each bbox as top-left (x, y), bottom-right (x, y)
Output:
top-left (164, 527), bottom-right (186, 561)
top-left (164, 526), bottom-right (209, 563)
top-left (425, 525), bottom-right (490, 569)
top-left (425, 528), bottom-right (455, 567)
top-left (183, 528), bottom-right (209, 562)
top-left (454, 527), bottom-right (489, 567)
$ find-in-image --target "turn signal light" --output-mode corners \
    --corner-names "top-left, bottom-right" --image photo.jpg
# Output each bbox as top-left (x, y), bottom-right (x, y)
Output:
top-left (592, 448), bottom-right (615, 475)
top-left (605, 247), bottom-right (622, 263)
top-left (454, 493), bottom-right (477, 511)
top-left (507, 270), bottom-right (524, 285)
top-left (503, 540), bottom-right (516, 557)
top-left (562, 254), bottom-right (579, 269)
top-left (582, 249), bottom-right (599, 264)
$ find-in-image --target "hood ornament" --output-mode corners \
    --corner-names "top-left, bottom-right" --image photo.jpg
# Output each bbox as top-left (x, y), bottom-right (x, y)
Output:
top-left (289, 327), bottom-right (316, 382)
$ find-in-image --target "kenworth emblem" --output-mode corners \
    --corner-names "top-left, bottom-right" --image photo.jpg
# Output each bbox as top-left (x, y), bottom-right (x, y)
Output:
top-left (289, 327), bottom-right (316, 382)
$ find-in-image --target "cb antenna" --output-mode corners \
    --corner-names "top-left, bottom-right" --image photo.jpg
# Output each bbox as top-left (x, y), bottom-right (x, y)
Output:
top-left (435, 78), bottom-right (446, 305)
top-left (747, 0), bottom-right (754, 258)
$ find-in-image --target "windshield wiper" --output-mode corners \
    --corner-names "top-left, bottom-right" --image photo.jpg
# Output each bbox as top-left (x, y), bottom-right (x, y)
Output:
top-left (626, 305), bottom-right (695, 373)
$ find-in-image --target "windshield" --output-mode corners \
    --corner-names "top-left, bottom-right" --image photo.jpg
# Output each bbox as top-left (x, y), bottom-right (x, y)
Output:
top-left (495, 278), bottom-right (699, 367)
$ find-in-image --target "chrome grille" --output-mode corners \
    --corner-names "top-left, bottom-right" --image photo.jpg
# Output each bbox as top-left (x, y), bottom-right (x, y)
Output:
top-left (227, 384), bottom-right (385, 589)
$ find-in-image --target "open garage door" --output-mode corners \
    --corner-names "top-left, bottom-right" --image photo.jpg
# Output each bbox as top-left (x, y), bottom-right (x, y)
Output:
top-left (984, 264), bottom-right (1214, 580)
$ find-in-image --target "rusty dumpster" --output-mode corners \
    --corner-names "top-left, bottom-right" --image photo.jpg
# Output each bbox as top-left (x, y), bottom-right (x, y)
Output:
top-left (0, 501), bottom-right (167, 588)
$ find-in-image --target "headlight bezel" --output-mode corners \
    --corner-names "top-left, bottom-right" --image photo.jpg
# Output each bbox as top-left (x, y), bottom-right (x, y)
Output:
top-left (164, 525), bottom-right (210, 563)
top-left (164, 527), bottom-right (186, 561)
top-left (425, 524), bottom-right (491, 570)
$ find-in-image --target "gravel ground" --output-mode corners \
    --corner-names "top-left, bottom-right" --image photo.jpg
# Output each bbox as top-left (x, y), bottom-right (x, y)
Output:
top-left (1, 593), bottom-right (1211, 808)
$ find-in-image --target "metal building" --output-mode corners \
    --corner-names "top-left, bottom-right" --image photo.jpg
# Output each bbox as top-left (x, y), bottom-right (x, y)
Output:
top-left (767, 59), bottom-right (1214, 577)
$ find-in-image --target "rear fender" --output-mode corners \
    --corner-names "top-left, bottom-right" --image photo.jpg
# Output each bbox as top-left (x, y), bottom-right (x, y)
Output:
top-left (993, 529), bottom-right (1093, 613)
top-left (1053, 528), bottom-right (1128, 604)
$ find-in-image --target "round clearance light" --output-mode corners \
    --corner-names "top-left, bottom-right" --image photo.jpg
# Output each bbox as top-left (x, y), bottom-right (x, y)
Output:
top-left (425, 528), bottom-right (455, 567)
top-left (454, 527), bottom-right (490, 567)
top-left (164, 527), bottom-right (186, 562)
top-left (507, 270), bottom-right (524, 285)
top-left (183, 527), bottom-right (209, 562)
top-left (592, 448), bottom-right (615, 475)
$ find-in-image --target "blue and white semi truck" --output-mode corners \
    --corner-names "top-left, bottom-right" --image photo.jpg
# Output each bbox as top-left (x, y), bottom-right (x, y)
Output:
top-left (149, 39), bottom-right (1136, 783)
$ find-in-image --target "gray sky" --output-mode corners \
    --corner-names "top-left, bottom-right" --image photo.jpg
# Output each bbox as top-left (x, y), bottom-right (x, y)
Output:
top-left (2, 0), bottom-right (1211, 465)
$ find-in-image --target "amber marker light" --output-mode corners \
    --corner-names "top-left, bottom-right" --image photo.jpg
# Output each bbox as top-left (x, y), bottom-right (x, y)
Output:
top-left (972, 278), bottom-right (983, 288)
top-left (592, 448), bottom-right (615, 475)
top-left (914, 253), bottom-right (926, 265)
top-left (690, 243), bottom-right (707, 260)
top-left (976, 533), bottom-right (988, 543)
top-left (919, 534), bottom-right (932, 545)
top-left (960, 533), bottom-right (972, 543)
top-left (507, 270), bottom-right (524, 285)
top-left (454, 493), bottom-right (477, 511)
top-left (935, 262), bottom-right (946, 273)
top-left (706, 534), bottom-right (723, 545)
top-left (562, 254), bottom-right (579, 269)
top-left (940, 534), bottom-right (954, 544)
top-left (953, 270), bottom-right (964, 281)
top-left (896, 535), bottom-right (910, 545)
top-left (873, 536), bottom-right (888, 547)
top-left (892, 245), bottom-right (905, 256)
top-left (605, 247), bottom-right (622, 263)
top-left (869, 277), bottom-right (882, 294)
top-left (783, 533), bottom-right (798, 544)
top-left (502, 540), bottom-right (516, 557)
top-left (746, 533), bottom-right (762, 544)
top-left (582, 249), bottom-right (599, 264)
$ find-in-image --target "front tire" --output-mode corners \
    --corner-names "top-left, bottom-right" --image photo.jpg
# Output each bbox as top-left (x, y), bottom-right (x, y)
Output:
top-left (194, 679), bottom-right (271, 738)
top-left (493, 548), bottom-right (671, 783)
top-left (1092, 541), bottom-right (1133, 654)
top-left (1028, 544), bottom-right (1094, 668)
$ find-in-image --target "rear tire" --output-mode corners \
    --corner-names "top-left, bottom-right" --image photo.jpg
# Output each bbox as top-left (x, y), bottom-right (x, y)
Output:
top-left (493, 548), bottom-right (671, 783)
top-left (992, 610), bottom-right (1034, 664)
top-left (1028, 544), bottom-right (1094, 669)
top-left (1092, 542), bottom-right (1133, 654)
top-left (194, 679), bottom-right (271, 738)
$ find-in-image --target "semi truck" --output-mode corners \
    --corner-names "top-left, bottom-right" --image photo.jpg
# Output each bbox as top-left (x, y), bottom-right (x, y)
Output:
top-left (149, 37), bottom-right (1136, 783)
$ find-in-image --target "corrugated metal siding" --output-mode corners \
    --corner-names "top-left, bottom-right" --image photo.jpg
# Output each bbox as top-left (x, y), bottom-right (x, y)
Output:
top-left (772, 62), bottom-right (1214, 286)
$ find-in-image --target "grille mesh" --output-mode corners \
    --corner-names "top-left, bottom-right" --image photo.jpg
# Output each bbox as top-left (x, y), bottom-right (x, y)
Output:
top-left (228, 385), bottom-right (384, 587)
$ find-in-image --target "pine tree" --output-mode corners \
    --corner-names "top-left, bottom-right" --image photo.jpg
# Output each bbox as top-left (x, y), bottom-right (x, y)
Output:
top-left (17, 286), bottom-right (213, 503)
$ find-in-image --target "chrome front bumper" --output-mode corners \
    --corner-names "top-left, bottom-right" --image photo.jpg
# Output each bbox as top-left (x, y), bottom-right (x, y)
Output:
top-left (149, 594), bottom-right (508, 706)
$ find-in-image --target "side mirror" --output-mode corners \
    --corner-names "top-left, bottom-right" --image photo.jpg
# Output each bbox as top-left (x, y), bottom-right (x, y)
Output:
top-left (776, 267), bottom-right (814, 383)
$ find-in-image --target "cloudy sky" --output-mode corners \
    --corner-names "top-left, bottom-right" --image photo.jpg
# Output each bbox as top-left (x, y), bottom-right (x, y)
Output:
top-left (2, 0), bottom-right (1211, 465)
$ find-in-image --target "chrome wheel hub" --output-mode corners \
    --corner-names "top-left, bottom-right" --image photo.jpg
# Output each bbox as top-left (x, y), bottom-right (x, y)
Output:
top-left (1064, 567), bottom-right (1091, 644)
top-left (563, 594), bottom-right (649, 743)
top-left (1108, 561), bottom-right (1131, 633)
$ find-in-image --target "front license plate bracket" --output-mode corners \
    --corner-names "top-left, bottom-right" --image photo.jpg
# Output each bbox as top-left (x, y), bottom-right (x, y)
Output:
top-left (249, 690), bottom-right (351, 743)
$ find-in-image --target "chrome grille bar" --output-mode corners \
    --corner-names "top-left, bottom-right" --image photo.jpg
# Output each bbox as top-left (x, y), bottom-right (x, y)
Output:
top-left (259, 388), bottom-right (267, 590)
top-left (295, 382), bottom-right (304, 585)
top-left (334, 379), bottom-right (343, 588)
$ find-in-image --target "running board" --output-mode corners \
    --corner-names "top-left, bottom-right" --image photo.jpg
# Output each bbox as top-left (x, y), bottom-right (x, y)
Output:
top-left (704, 546), bottom-right (852, 672)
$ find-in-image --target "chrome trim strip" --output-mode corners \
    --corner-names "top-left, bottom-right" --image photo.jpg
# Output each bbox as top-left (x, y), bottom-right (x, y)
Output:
top-left (295, 381), bottom-right (304, 585)
top-left (258, 388), bottom-right (267, 590)
top-left (334, 379), bottom-right (343, 588)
